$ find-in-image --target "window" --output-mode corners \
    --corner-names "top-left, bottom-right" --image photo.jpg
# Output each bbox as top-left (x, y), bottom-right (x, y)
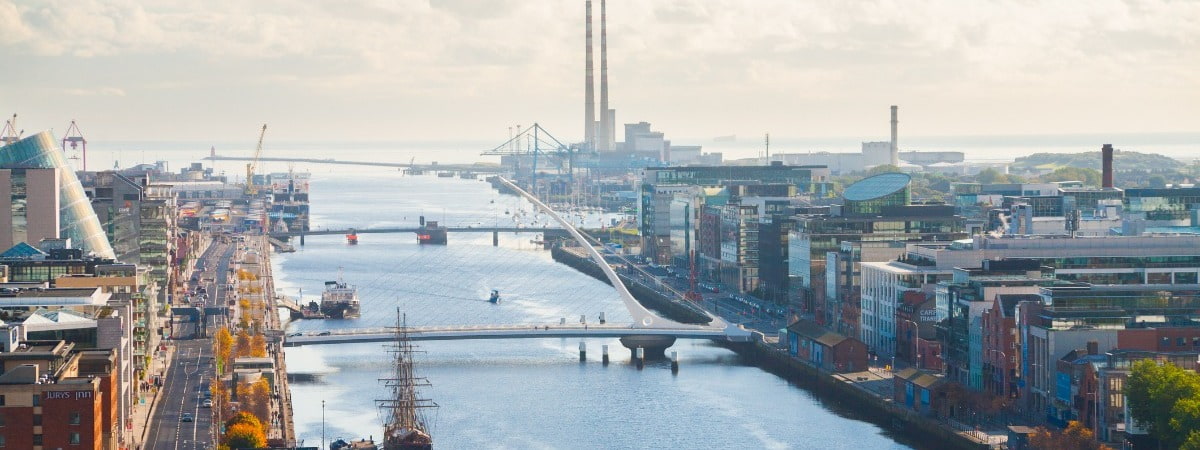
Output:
top-left (31, 435), bottom-right (40, 446)
top-left (69, 411), bottom-right (80, 425)
top-left (0, 395), bottom-right (4, 406)
top-left (69, 432), bottom-right (80, 445)
top-left (31, 394), bottom-right (38, 406)
top-left (31, 415), bottom-right (40, 426)
top-left (0, 434), bottom-right (5, 446)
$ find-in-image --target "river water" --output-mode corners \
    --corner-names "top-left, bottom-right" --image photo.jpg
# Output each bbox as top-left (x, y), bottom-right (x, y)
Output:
top-left (275, 168), bottom-right (915, 449)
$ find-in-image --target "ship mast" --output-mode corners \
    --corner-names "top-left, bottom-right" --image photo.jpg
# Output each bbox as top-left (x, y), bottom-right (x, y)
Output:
top-left (376, 309), bottom-right (437, 448)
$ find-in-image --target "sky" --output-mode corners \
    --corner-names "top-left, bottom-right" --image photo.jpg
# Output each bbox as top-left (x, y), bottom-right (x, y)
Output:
top-left (1, 0), bottom-right (1198, 146)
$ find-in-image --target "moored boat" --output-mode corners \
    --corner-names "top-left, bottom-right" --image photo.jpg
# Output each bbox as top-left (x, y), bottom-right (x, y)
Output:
top-left (320, 271), bottom-right (360, 319)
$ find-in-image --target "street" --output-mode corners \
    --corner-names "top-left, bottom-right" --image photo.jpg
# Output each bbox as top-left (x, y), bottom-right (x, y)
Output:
top-left (145, 238), bottom-right (234, 450)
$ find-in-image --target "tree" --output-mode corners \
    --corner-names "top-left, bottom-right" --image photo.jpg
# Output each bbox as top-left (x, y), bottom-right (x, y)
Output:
top-left (1041, 167), bottom-right (1102, 187)
top-left (976, 168), bottom-right (1007, 184)
top-left (1029, 421), bottom-right (1109, 450)
top-left (224, 422), bottom-right (266, 448)
top-left (1127, 360), bottom-right (1200, 448)
top-left (1148, 175), bottom-right (1167, 188)
top-left (250, 333), bottom-right (267, 358)
top-left (215, 327), bottom-right (233, 372)
top-left (866, 164), bottom-right (902, 176)
top-left (235, 329), bottom-right (253, 358)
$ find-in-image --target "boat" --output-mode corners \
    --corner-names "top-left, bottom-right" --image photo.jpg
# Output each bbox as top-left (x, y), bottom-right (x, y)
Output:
top-left (377, 311), bottom-right (437, 450)
top-left (331, 438), bottom-right (379, 450)
top-left (488, 290), bottom-right (501, 304)
top-left (347, 228), bottom-right (359, 245)
top-left (320, 271), bottom-right (360, 319)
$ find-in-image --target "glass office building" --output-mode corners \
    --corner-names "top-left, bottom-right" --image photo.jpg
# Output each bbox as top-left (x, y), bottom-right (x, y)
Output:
top-left (0, 131), bottom-right (115, 258)
top-left (842, 172), bottom-right (911, 216)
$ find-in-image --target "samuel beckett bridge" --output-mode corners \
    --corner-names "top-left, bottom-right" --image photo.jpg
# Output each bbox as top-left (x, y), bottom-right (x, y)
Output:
top-left (282, 176), bottom-right (752, 354)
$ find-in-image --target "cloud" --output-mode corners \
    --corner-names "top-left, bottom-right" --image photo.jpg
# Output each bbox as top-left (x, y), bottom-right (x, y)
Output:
top-left (62, 87), bottom-right (126, 96)
top-left (0, 0), bottom-right (1197, 141)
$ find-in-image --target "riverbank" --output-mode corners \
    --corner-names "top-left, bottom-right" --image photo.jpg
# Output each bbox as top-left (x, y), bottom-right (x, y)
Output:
top-left (552, 242), bottom-right (993, 449)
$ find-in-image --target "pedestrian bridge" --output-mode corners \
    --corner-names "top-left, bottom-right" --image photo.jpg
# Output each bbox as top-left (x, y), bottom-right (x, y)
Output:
top-left (282, 323), bottom-right (751, 347)
top-left (291, 176), bottom-right (749, 352)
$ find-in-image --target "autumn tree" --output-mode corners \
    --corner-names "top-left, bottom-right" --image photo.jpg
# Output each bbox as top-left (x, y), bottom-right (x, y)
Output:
top-left (214, 327), bottom-right (233, 372)
top-left (248, 377), bottom-right (271, 429)
top-left (224, 422), bottom-right (266, 448)
top-left (250, 333), bottom-right (267, 358)
top-left (235, 329), bottom-right (253, 358)
top-left (1127, 360), bottom-right (1200, 448)
top-left (1029, 421), bottom-right (1109, 450)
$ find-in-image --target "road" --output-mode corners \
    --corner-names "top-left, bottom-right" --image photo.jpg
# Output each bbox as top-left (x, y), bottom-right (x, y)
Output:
top-left (144, 340), bottom-right (214, 450)
top-left (146, 239), bottom-right (234, 450)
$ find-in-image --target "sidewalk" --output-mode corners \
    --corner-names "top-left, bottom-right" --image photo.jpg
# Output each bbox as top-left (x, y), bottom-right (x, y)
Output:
top-left (130, 342), bottom-right (176, 449)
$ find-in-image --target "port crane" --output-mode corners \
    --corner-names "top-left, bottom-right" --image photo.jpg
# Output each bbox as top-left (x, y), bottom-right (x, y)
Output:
top-left (62, 120), bottom-right (87, 170)
top-left (245, 124), bottom-right (267, 195)
top-left (0, 114), bottom-right (22, 147)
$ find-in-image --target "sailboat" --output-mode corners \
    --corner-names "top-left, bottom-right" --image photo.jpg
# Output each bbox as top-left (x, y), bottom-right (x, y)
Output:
top-left (377, 310), bottom-right (437, 450)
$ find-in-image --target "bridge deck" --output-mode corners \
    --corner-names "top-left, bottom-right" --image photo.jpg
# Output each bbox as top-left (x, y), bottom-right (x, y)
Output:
top-left (270, 226), bottom-right (562, 238)
top-left (283, 324), bottom-right (740, 346)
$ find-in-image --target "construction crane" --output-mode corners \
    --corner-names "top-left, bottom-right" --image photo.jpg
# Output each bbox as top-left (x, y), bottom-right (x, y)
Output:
top-left (0, 114), bottom-right (22, 147)
top-left (245, 124), bottom-right (267, 195)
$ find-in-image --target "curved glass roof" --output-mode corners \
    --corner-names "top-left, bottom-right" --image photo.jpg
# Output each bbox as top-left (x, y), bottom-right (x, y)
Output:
top-left (843, 172), bottom-right (911, 201)
top-left (0, 132), bottom-right (115, 259)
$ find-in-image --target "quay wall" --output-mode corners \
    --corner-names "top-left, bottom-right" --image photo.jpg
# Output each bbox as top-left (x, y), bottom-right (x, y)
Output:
top-left (726, 341), bottom-right (988, 450)
top-left (550, 246), bottom-right (710, 325)
top-left (549, 242), bottom-right (984, 449)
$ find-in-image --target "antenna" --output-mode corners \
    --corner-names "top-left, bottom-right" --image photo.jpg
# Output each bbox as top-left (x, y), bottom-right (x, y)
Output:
top-left (764, 133), bottom-right (770, 163)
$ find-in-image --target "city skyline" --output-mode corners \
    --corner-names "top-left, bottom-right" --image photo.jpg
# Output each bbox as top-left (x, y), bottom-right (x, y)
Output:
top-left (2, 0), bottom-right (1198, 144)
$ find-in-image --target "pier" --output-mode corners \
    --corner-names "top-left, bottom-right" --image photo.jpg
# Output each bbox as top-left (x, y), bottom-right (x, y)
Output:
top-left (205, 155), bottom-right (503, 173)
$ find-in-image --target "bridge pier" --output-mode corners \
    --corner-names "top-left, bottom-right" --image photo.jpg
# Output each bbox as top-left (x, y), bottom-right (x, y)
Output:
top-left (602, 344), bottom-right (609, 365)
top-left (300, 234), bottom-right (305, 246)
top-left (619, 335), bottom-right (676, 359)
top-left (579, 342), bottom-right (586, 362)
top-left (493, 231), bottom-right (498, 246)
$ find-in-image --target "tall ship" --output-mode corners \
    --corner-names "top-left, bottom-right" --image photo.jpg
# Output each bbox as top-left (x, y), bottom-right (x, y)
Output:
top-left (320, 271), bottom-right (360, 319)
top-left (377, 311), bottom-right (437, 450)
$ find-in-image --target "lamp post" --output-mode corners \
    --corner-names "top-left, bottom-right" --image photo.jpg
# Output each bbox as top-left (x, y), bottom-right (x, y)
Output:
top-left (321, 399), bottom-right (326, 449)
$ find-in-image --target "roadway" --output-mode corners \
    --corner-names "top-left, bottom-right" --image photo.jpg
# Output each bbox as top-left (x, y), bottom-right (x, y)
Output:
top-left (146, 239), bottom-right (235, 450)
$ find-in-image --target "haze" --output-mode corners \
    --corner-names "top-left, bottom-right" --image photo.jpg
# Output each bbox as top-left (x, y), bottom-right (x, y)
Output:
top-left (2, 0), bottom-right (1197, 143)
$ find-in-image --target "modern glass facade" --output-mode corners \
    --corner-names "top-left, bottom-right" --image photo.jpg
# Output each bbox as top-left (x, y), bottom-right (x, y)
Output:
top-left (1125, 187), bottom-right (1200, 221)
top-left (842, 173), bottom-right (911, 216)
top-left (0, 132), bottom-right (114, 258)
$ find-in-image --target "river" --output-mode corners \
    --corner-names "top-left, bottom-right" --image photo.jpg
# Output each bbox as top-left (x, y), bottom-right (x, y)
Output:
top-left (274, 168), bottom-right (916, 449)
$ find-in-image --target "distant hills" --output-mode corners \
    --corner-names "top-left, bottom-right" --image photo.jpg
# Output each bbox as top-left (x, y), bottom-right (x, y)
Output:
top-left (1011, 150), bottom-right (1183, 172)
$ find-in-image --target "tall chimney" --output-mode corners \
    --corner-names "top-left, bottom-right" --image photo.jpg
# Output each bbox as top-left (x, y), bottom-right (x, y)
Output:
top-left (890, 105), bottom-right (899, 166)
top-left (584, 1), bottom-right (596, 151)
top-left (599, 0), bottom-right (611, 152)
top-left (1102, 144), bottom-right (1114, 188)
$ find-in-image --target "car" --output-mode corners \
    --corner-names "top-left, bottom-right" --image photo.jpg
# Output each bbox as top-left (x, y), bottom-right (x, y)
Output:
top-left (317, 331), bottom-right (332, 336)
top-left (181, 413), bottom-right (194, 422)
top-left (202, 399), bottom-right (213, 408)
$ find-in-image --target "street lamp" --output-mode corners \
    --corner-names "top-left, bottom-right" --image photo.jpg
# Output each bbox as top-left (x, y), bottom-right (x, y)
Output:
top-left (321, 399), bottom-right (326, 449)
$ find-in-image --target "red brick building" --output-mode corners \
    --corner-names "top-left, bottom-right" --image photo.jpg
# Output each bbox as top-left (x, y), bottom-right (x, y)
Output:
top-left (982, 294), bottom-right (1037, 399)
top-left (895, 291), bottom-right (936, 368)
top-left (0, 341), bottom-right (117, 450)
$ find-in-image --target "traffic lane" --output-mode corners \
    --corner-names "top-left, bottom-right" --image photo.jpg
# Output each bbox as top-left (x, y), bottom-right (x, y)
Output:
top-left (146, 345), bottom-right (192, 450)
top-left (173, 340), bottom-right (212, 450)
